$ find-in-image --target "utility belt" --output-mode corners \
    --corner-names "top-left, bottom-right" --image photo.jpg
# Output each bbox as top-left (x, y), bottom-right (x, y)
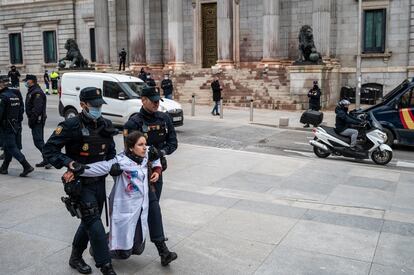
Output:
top-left (79, 175), bottom-right (106, 184)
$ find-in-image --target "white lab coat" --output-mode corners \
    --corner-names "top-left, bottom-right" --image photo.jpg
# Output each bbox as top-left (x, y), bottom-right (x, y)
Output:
top-left (81, 150), bottom-right (161, 251)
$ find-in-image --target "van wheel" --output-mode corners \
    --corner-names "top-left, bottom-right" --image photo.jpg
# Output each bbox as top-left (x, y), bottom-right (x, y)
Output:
top-left (64, 108), bottom-right (78, 120)
top-left (382, 128), bottom-right (394, 147)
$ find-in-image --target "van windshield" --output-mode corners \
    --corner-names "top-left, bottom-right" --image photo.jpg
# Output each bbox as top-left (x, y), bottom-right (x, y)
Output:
top-left (120, 82), bottom-right (145, 98)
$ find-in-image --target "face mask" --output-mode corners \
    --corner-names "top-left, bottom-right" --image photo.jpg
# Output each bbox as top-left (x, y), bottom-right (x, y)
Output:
top-left (164, 77), bottom-right (168, 80)
top-left (87, 106), bottom-right (102, 119)
top-left (343, 107), bottom-right (349, 112)
top-left (24, 82), bottom-right (29, 88)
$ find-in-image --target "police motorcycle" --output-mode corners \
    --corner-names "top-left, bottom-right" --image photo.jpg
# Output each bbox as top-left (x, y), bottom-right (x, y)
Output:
top-left (309, 111), bottom-right (393, 165)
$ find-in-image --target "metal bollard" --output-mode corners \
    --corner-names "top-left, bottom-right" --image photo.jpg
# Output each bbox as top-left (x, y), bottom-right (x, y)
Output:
top-left (191, 94), bottom-right (195, 116)
top-left (249, 99), bottom-right (254, 122)
top-left (220, 98), bottom-right (223, 119)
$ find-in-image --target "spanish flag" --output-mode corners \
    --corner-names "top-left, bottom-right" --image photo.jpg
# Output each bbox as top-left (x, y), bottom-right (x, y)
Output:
top-left (399, 108), bottom-right (414, 129)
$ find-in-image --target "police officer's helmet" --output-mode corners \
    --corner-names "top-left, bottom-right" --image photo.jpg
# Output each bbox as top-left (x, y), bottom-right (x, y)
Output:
top-left (79, 87), bottom-right (107, 107)
top-left (141, 86), bottom-right (164, 102)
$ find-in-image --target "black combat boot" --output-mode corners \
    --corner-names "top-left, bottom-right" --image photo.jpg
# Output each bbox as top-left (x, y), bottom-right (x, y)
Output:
top-left (69, 246), bottom-right (92, 274)
top-left (19, 159), bottom-right (34, 177)
top-left (0, 161), bottom-right (9, 174)
top-left (155, 241), bottom-right (178, 266)
top-left (100, 263), bottom-right (117, 275)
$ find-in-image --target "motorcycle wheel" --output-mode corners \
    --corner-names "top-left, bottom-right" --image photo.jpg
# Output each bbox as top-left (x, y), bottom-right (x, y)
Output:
top-left (313, 139), bottom-right (331, 158)
top-left (371, 149), bottom-right (392, 165)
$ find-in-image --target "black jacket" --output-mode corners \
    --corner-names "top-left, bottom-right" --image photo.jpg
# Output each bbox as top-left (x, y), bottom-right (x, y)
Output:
top-left (119, 49), bottom-right (127, 61)
top-left (308, 86), bottom-right (321, 110)
top-left (8, 70), bottom-right (20, 83)
top-left (211, 80), bottom-right (222, 102)
top-left (25, 84), bottom-right (47, 128)
top-left (161, 79), bottom-right (173, 96)
top-left (335, 106), bottom-right (362, 133)
top-left (43, 113), bottom-right (116, 169)
top-left (124, 107), bottom-right (177, 156)
top-left (0, 87), bottom-right (24, 132)
top-left (146, 78), bottom-right (156, 87)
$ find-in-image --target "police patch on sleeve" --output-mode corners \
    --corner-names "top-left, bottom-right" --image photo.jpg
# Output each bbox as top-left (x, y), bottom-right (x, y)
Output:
top-left (55, 126), bottom-right (63, 135)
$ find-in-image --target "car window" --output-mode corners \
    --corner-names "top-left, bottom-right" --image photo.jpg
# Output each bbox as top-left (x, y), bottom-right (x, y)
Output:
top-left (399, 89), bottom-right (414, 108)
top-left (103, 81), bottom-right (124, 99)
top-left (120, 82), bottom-right (145, 98)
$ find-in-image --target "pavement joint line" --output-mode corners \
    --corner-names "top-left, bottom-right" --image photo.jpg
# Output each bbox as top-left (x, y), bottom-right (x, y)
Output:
top-left (368, 218), bottom-right (386, 274)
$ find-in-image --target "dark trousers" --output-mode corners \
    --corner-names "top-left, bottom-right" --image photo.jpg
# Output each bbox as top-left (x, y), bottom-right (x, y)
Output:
top-left (119, 60), bottom-right (126, 71)
top-left (2, 129), bottom-right (25, 164)
top-left (11, 80), bottom-right (19, 88)
top-left (72, 180), bottom-right (111, 267)
top-left (148, 174), bottom-right (166, 243)
top-left (31, 123), bottom-right (46, 162)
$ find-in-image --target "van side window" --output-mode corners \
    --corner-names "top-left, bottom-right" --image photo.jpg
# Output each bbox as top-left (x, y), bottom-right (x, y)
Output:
top-left (103, 81), bottom-right (124, 99)
top-left (400, 89), bottom-right (414, 108)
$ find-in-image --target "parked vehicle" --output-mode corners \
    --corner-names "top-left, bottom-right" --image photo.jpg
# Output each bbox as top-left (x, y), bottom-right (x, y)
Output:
top-left (59, 72), bottom-right (184, 127)
top-left (310, 112), bottom-right (393, 165)
top-left (356, 79), bottom-right (414, 146)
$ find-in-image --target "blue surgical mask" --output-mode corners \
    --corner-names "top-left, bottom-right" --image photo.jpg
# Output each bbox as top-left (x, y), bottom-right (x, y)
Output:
top-left (24, 82), bottom-right (29, 88)
top-left (88, 106), bottom-right (102, 119)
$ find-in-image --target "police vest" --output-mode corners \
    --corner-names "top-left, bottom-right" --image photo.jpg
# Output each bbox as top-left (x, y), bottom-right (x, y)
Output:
top-left (1, 89), bottom-right (22, 130)
top-left (131, 114), bottom-right (168, 147)
top-left (76, 122), bottom-right (113, 164)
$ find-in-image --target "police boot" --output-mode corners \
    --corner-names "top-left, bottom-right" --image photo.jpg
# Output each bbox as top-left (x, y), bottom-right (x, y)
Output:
top-left (69, 246), bottom-right (92, 274)
top-left (19, 159), bottom-right (34, 177)
top-left (155, 241), bottom-right (178, 266)
top-left (0, 161), bottom-right (9, 174)
top-left (100, 263), bottom-right (117, 275)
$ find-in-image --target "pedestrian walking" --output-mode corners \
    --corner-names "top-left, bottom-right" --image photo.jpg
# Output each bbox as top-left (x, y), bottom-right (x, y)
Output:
top-left (23, 74), bottom-right (51, 169)
top-left (44, 70), bottom-right (50, 95)
top-left (8, 65), bottom-right (20, 88)
top-left (123, 86), bottom-right (178, 267)
top-left (50, 70), bottom-right (60, 95)
top-left (161, 74), bottom-right (174, 99)
top-left (118, 48), bottom-right (127, 71)
top-left (43, 87), bottom-right (118, 275)
top-left (304, 80), bottom-right (322, 128)
top-left (0, 75), bottom-right (34, 177)
top-left (211, 75), bottom-right (222, 116)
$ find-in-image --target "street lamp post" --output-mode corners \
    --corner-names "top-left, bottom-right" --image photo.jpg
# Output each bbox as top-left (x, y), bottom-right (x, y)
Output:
top-left (356, 0), bottom-right (362, 108)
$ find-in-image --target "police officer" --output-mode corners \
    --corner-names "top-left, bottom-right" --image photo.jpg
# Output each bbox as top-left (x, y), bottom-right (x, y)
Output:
top-left (146, 73), bottom-right (156, 87)
top-left (43, 87), bottom-right (118, 275)
top-left (304, 80), bottom-right (322, 128)
top-left (23, 74), bottom-right (51, 169)
top-left (44, 70), bottom-right (51, 95)
top-left (118, 48), bottom-right (127, 71)
top-left (7, 65), bottom-right (20, 88)
top-left (0, 75), bottom-right (34, 177)
top-left (161, 74), bottom-right (174, 99)
top-left (124, 86), bottom-right (178, 266)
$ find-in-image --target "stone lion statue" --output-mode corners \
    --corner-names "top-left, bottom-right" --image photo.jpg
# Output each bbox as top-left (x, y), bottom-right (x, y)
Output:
top-left (59, 39), bottom-right (88, 69)
top-left (296, 25), bottom-right (322, 64)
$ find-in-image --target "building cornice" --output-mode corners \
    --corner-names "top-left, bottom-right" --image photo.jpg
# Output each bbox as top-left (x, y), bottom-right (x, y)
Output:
top-left (0, 0), bottom-right (73, 9)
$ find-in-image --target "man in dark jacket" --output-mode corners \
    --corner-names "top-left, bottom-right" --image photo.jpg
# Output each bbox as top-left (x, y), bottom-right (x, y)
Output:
top-left (0, 75), bottom-right (34, 177)
top-left (44, 70), bottom-right (50, 95)
top-left (118, 48), bottom-right (127, 71)
top-left (160, 74), bottom-right (173, 99)
top-left (8, 65), bottom-right (20, 88)
top-left (304, 80), bottom-right (322, 127)
top-left (211, 75), bottom-right (222, 116)
top-left (138, 67), bottom-right (147, 82)
top-left (335, 99), bottom-right (362, 149)
top-left (24, 74), bottom-right (51, 168)
top-left (146, 73), bottom-right (156, 87)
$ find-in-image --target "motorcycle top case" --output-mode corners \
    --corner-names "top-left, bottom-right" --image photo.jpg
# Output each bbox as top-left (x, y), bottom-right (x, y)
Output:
top-left (300, 110), bottom-right (324, 126)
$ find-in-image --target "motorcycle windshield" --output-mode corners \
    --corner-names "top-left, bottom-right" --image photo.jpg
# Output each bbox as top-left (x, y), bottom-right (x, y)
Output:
top-left (369, 112), bottom-right (383, 130)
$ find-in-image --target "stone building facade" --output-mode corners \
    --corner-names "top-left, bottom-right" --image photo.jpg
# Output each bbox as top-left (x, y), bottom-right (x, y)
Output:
top-left (0, 0), bottom-right (413, 108)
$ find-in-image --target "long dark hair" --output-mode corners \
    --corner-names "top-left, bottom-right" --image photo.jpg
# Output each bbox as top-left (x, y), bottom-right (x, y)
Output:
top-left (125, 131), bottom-right (146, 152)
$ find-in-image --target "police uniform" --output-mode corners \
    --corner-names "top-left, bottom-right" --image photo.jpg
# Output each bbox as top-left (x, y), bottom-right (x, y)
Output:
top-left (23, 75), bottom-right (50, 168)
top-left (0, 75), bottom-right (34, 177)
top-left (7, 66), bottom-right (20, 88)
top-left (123, 86), bottom-right (178, 266)
top-left (118, 48), bottom-right (127, 71)
top-left (43, 87), bottom-right (117, 275)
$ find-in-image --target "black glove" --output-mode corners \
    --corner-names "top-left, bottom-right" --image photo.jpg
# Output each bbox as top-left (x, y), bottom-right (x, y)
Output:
top-left (70, 162), bottom-right (89, 177)
top-left (109, 163), bottom-right (123, 176)
top-left (148, 146), bottom-right (161, 161)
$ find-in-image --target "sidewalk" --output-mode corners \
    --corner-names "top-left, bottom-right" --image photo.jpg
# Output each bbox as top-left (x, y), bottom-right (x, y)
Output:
top-left (180, 103), bottom-right (336, 129)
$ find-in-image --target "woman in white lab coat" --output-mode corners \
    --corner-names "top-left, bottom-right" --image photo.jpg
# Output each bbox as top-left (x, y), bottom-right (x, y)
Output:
top-left (70, 131), bottom-right (162, 259)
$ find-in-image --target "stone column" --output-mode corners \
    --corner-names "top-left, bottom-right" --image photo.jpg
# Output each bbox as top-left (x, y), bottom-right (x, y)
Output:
top-left (312, 0), bottom-right (331, 57)
top-left (168, 0), bottom-right (185, 68)
top-left (128, 0), bottom-right (146, 69)
top-left (94, 0), bottom-right (111, 70)
top-left (217, 0), bottom-right (233, 68)
top-left (262, 0), bottom-right (280, 64)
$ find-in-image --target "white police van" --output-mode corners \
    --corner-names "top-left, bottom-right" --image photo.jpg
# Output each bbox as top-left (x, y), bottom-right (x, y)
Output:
top-left (59, 72), bottom-right (183, 127)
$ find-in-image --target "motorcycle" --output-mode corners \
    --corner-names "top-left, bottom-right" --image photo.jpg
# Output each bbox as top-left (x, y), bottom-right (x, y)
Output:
top-left (309, 111), bottom-right (393, 165)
